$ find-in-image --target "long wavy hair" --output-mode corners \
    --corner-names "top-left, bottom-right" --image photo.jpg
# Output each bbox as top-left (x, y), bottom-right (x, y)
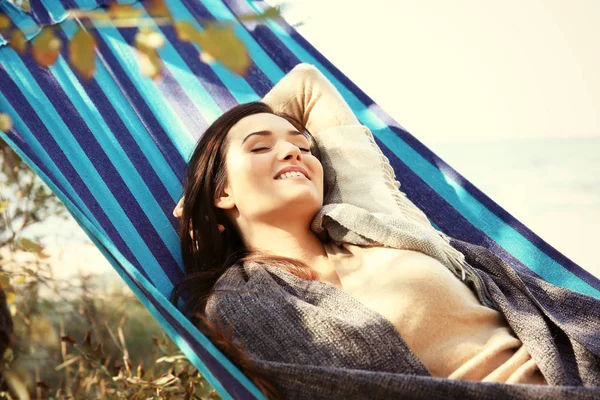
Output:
top-left (170, 101), bottom-right (336, 399)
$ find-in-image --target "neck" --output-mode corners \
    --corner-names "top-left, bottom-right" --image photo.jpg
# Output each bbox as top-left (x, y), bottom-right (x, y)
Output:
top-left (238, 216), bottom-right (331, 275)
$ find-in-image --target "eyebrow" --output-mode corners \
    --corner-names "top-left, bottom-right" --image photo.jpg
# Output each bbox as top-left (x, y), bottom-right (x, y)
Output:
top-left (241, 130), bottom-right (311, 145)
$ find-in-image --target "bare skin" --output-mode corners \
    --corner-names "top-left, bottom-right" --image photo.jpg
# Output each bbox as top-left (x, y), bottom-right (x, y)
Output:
top-left (214, 113), bottom-right (343, 289)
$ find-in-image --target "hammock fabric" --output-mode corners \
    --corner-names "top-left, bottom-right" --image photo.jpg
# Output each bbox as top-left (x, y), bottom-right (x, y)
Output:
top-left (1, 0), bottom-right (599, 398)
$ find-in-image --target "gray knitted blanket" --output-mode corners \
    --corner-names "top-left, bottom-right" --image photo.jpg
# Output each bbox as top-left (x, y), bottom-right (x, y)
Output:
top-left (206, 203), bottom-right (600, 399)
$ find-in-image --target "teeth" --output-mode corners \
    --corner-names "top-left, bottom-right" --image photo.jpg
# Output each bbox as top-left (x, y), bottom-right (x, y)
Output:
top-left (277, 171), bottom-right (304, 180)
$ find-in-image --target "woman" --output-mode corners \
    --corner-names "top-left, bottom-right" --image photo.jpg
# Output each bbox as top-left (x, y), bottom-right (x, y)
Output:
top-left (171, 64), bottom-right (600, 399)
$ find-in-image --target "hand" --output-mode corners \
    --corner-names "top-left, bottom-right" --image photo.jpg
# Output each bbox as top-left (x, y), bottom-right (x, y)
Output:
top-left (173, 196), bottom-right (184, 218)
top-left (173, 197), bottom-right (226, 233)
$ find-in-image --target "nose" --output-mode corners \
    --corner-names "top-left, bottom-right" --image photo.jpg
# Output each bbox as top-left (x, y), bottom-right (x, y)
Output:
top-left (278, 141), bottom-right (303, 161)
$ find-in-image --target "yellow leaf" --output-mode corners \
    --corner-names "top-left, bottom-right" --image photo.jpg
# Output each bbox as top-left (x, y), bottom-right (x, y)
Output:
top-left (0, 200), bottom-right (8, 214)
top-left (0, 274), bottom-right (9, 289)
top-left (0, 13), bottom-right (11, 30)
top-left (14, 276), bottom-right (26, 285)
top-left (2, 370), bottom-right (28, 400)
top-left (199, 51), bottom-right (215, 65)
top-left (31, 26), bottom-right (62, 68)
top-left (2, 347), bottom-right (14, 364)
top-left (69, 27), bottom-right (97, 81)
top-left (146, 0), bottom-right (172, 19)
top-left (17, 237), bottom-right (44, 254)
top-left (174, 21), bottom-right (198, 43)
top-left (13, 0), bottom-right (31, 13)
top-left (30, 315), bottom-right (59, 348)
top-left (9, 304), bottom-right (16, 317)
top-left (5, 290), bottom-right (16, 305)
top-left (136, 46), bottom-right (163, 81)
top-left (67, 9), bottom-right (110, 20)
top-left (9, 28), bottom-right (28, 54)
top-left (0, 113), bottom-right (12, 132)
top-left (238, 6), bottom-right (282, 22)
top-left (107, 4), bottom-right (143, 19)
top-left (192, 23), bottom-right (250, 76)
top-left (134, 27), bottom-right (165, 50)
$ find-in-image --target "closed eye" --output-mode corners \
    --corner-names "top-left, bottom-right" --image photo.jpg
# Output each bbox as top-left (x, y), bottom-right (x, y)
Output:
top-left (251, 147), bottom-right (311, 153)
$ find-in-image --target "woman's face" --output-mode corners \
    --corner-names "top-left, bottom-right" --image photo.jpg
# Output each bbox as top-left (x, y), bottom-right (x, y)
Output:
top-left (215, 113), bottom-right (324, 227)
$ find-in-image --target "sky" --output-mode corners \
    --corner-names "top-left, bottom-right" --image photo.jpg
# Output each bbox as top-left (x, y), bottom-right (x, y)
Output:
top-left (266, 0), bottom-right (600, 145)
top-left (18, 0), bottom-right (600, 283)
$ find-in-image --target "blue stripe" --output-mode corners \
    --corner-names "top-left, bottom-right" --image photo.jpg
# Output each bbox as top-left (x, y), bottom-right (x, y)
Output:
top-left (0, 123), bottom-right (261, 399)
top-left (0, 0), bottom-right (42, 45)
top-left (71, 2), bottom-right (197, 159)
top-left (69, 212), bottom-right (264, 399)
top-left (1, 49), bottom-right (178, 295)
top-left (0, 65), bottom-right (157, 285)
top-left (178, 0), bottom-right (286, 95)
top-left (55, 23), bottom-right (185, 204)
top-left (39, 2), bottom-right (188, 199)
top-left (68, 8), bottom-right (190, 178)
top-left (54, 19), bottom-right (183, 244)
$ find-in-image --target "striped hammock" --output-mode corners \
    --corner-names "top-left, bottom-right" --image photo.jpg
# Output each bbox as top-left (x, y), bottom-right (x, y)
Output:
top-left (1, 0), bottom-right (599, 398)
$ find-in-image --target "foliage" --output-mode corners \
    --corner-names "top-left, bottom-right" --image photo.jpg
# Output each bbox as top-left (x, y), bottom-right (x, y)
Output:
top-left (0, 139), bottom-right (222, 398)
top-left (0, 0), bottom-right (284, 132)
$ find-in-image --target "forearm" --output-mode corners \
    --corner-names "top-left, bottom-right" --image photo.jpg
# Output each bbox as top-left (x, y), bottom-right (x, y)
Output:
top-left (261, 63), bottom-right (360, 134)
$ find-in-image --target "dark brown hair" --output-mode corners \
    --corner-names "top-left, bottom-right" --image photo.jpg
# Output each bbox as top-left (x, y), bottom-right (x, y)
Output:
top-left (170, 101), bottom-right (335, 399)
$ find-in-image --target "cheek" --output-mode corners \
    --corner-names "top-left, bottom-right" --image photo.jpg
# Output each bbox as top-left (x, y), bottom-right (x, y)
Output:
top-left (227, 152), bottom-right (272, 191)
top-left (310, 158), bottom-right (324, 185)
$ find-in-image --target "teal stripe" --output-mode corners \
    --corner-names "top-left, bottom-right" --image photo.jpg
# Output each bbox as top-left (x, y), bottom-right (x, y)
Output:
top-left (198, 0), bottom-right (286, 86)
top-left (0, 92), bottom-right (109, 241)
top-left (247, 1), bottom-right (600, 299)
top-left (0, 128), bottom-right (262, 400)
top-left (71, 2), bottom-right (197, 159)
top-left (0, 1), bottom-right (41, 43)
top-left (47, 2), bottom-right (183, 204)
top-left (86, 237), bottom-right (266, 400)
top-left (131, 2), bottom-right (255, 108)
top-left (40, 0), bottom-right (72, 23)
top-left (1, 49), bottom-right (174, 295)
top-left (42, 22), bottom-right (183, 271)
top-left (126, 2), bottom-right (228, 129)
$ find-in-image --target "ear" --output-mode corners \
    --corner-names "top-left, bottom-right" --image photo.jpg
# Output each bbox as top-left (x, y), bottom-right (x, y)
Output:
top-left (214, 184), bottom-right (235, 210)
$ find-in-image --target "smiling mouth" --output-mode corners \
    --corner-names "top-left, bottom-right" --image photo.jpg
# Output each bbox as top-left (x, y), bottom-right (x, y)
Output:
top-left (274, 173), bottom-right (309, 181)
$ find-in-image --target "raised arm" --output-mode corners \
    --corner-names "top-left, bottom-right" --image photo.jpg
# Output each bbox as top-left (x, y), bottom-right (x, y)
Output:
top-left (261, 63), bottom-right (360, 134)
top-left (174, 64), bottom-right (360, 219)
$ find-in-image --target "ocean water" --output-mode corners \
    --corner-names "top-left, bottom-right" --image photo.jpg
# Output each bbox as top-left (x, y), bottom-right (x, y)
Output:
top-left (429, 135), bottom-right (600, 279)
